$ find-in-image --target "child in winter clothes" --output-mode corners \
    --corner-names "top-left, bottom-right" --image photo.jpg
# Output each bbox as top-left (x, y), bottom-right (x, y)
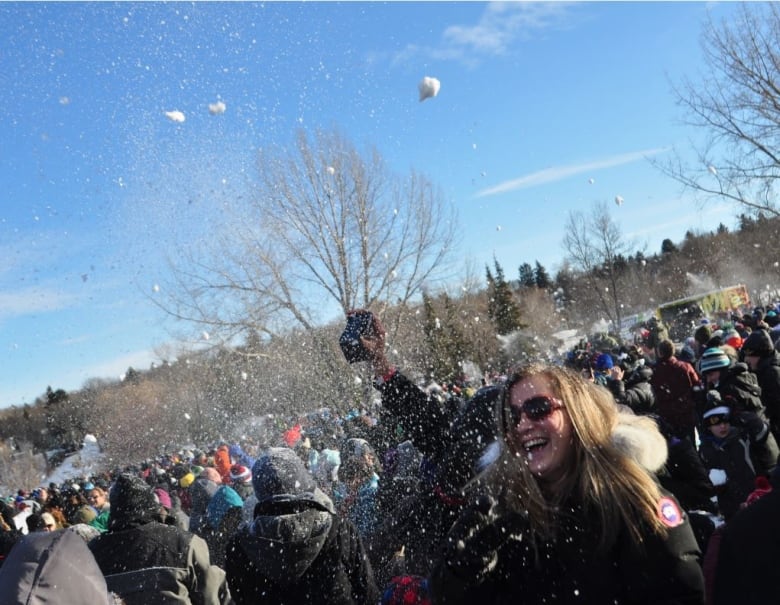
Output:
top-left (698, 391), bottom-right (776, 520)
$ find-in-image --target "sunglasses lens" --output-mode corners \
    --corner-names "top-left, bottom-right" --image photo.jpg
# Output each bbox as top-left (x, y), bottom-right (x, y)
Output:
top-left (508, 396), bottom-right (556, 425)
top-left (524, 397), bottom-right (553, 421)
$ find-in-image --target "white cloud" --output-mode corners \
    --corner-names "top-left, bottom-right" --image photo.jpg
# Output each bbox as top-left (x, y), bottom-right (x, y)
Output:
top-left (0, 288), bottom-right (80, 320)
top-left (393, 2), bottom-right (578, 65)
top-left (474, 147), bottom-right (669, 198)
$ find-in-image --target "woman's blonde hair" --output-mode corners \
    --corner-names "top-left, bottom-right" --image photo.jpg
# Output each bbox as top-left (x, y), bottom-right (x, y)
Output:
top-left (488, 363), bottom-right (668, 553)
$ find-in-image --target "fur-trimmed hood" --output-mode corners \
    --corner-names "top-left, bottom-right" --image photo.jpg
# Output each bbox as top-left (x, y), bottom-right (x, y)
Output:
top-left (611, 410), bottom-right (668, 473)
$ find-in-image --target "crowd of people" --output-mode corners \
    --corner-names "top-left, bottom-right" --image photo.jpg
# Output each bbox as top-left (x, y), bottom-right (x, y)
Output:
top-left (1, 306), bottom-right (780, 604)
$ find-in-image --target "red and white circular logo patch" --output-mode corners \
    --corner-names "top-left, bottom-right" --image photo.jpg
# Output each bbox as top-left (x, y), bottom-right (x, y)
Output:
top-left (657, 496), bottom-right (683, 528)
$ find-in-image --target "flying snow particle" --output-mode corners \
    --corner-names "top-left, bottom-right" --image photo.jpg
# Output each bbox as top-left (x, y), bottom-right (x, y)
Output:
top-left (165, 110), bottom-right (185, 123)
top-left (474, 317), bottom-right (480, 323)
top-left (588, 178), bottom-right (595, 185)
top-left (418, 76), bottom-right (441, 102)
top-left (472, 143), bottom-right (477, 150)
top-left (353, 376), bottom-right (362, 385)
top-left (640, 259), bottom-right (647, 266)
top-left (201, 331), bottom-right (210, 340)
top-left (434, 317), bottom-right (441, 329)
top-left (496, 225), bottom-right (502, 231)
top-left (152, 284), bottom-right (160, 293)
top-left (708, 165), bottom-right (718, 176)
top-left (393, 208), bottom-right (399, 216)
top-left (59, 96), bottom-right (70, 105)
top-left (184, 412), bottom-right (191, 420)
top-left (614, 195), bottom-right (624, 206)
top-left (481, 171), bottom-right (486, 177)
top-left (208, 100), bottom-right (226, 115)
top-left (241, 371), bottom-right (248, 381)
top-left (326, 166), bottom-right (335, 175)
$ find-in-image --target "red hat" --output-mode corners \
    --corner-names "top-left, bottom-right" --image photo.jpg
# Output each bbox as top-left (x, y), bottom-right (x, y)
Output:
top-left (230, 464), bottom-right (252, 484)
top-left (745, 475), bottom-right (772, 506)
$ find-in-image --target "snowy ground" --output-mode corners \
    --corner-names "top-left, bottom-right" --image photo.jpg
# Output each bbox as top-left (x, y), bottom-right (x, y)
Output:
top-left (43, 434), bottom-right (106, 487)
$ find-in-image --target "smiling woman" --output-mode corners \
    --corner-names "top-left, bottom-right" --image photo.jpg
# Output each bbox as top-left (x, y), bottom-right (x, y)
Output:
top-left (430, 363), bottom-right (705, 604)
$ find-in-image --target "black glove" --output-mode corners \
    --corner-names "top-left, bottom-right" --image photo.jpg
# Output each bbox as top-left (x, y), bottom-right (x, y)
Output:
top-left (444, 495), bottom-right (522, 582)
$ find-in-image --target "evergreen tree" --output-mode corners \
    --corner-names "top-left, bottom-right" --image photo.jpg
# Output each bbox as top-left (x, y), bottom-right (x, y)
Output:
top-left (661, 238), bottom-right (678, 254)
top-left (487, 258), bottom-right (523, 335)
top-left (534, 261), bottom-right (552, 290)
top-left (518, 262), bottom-right (536, 288)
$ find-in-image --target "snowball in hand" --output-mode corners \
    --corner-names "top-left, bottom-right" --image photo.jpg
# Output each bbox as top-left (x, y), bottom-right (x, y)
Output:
top-left (709, 468), bottom-right (727, 486)
top-left (418, 76), bottom-right (441, 102)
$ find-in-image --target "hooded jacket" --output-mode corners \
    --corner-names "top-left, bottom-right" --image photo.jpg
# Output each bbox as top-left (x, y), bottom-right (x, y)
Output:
top-left (225, 447), bottom-right (379, 605)
top-left (89, 474), bottom-right (230, 605)
top-left (0, 529), bottom-right (116, 605)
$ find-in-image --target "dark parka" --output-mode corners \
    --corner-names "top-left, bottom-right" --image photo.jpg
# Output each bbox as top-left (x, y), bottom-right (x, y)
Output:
top-left (430, 493), bottom-right (704, 605)
top-left (89, 474), bottom-right (230, 605)
top-left (370, 371), bottom-right (501, 577)
top-left (750, 350), bottom-right (780, 441)
top-left (713, 483), bottom-right (780, 604)
top-left (609, 364), bottom-right (655, 415)
top-left (224, 447), bottom-right (379, 605)
top-left (0, 529), bottom-right (116, 604)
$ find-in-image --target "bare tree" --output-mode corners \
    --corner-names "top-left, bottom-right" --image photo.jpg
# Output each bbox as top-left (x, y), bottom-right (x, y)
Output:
top-left (656, 3), bottom-right (780, 218)
top-left (562, 201), bottom-right (635, 332)
top-left (157, 128), bottom-right (457, 344)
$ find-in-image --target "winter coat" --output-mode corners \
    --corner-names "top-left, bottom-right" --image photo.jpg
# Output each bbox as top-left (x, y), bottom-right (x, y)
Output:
top-left (751, 351), bottom-right (780, 440)
top-left (698, 418), bottom-right (772, 520)
top-left (200, 485), bottom-right (243, 568)
top-left (89, 474), bottom-right (230, 605)
top-left (651, 356), bottom-right (700, 439)
top-left (430, 492), bottom-right (704, 605)
top-left (225, 447), bottom-right (379, 605)
top-left (609, 365), bottom-right (655, 415)
top-left (712, 486), bottom-right (780, 604)
top-left (659, 434), bottom-right (717, 514)
top-left (188, 474), bottom-right (220, 534)
top-left (371, 371), bottom-right (501, 577)
top-left (214, 446), bottom-right (232, 484)
top-left (0, 529), bottom-right (116, 604)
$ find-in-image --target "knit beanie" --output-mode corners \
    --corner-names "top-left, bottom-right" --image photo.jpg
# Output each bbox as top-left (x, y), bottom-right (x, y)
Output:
top-left (109, 474), bottom-right (160, 529)
top-left (229, 464), bottom-right (252, 484)
top-left (594, 353), bottom-right (614, 371)
top-left (179, 472), bottom-right (196, 489)
top-left (745, 475), bottom-right (772, 506)
top-left (381, 575), bottom-right (432, 605)
top-left (699, 347), bottom-right (731, 374)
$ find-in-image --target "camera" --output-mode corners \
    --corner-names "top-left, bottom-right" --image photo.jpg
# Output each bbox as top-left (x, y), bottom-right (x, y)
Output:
top-left (339, 311), bottom-right (375, 364)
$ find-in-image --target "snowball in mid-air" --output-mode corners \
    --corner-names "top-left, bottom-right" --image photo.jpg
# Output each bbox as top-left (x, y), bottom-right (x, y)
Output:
top-left (614, 195), bottom-right (624, 206)
top-left (326, 166), bottom-right (335, 175)
top-left (152, 284), bottom-right (160, 293)
top-left (418, 76), bottom-right (441, 102)
top-left (496, 225), bottom-right (502, 231)
top-left (588, 178), bottom-right (595, 184)
top-left (201, 331), bottom-right (210, 340)
top-left (707, 165), bottom-right (718, 175)
top-left (208, 100), bottom-right (226, 115)
top-left (165, 110), bottom-right (185, 123)
top-left (184, 412), bottom-right (191, 420)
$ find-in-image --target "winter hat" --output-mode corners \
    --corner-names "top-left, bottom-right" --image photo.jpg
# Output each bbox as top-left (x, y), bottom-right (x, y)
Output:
top-left (205, 485), bottom-right (243, 529)
top-left (108, 474), bottom-right (160, 528)
top-left (153, 487), bottom-right (172, 511)
top-left (699, 347), bottom-right (731, 374)
top-left (199, 467), bottom-right (222, 484)
top-left (742, 329), bottom-right (775, 357)
top-left (745, 475), bottom-right (772, 506)
top-left (594, 353), bottom-right (614, 371)
top-left (229, 464), bottom-right (252, 484)
top-left (252, 447), bottom-right (334, 513)
top-left (381, 575), bottom-right (432, 605)
top-left (702, 391), bottom-right (730, 424)
top-left (179, 472), bottom-right (196, 489)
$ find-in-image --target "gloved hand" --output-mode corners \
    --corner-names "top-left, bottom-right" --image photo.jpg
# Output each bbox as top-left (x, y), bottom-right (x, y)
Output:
top-left (444, 495), bottom-right (521, 582)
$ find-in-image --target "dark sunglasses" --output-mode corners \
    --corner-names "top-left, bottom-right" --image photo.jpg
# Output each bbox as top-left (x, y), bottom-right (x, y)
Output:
top-left (507, 395), bottom-right (563, 425)
top-left (705, 414), bottom-right (730, 426)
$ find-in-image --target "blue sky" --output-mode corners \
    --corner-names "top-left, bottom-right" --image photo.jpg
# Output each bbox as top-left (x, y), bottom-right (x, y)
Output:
top-left (1, 1), bottom-right (741, 408)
